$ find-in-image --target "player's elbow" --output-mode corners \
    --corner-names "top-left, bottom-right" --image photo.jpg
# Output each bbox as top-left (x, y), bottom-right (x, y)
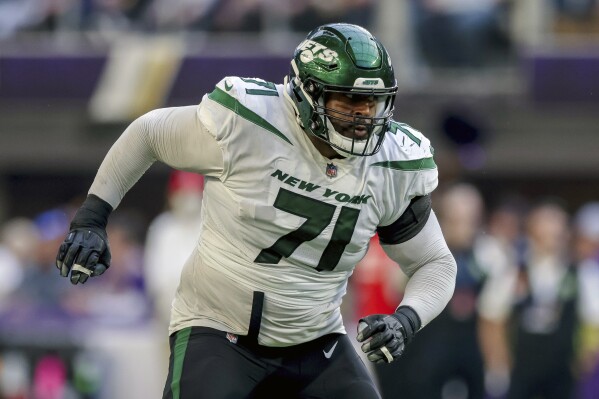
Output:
top-left (439, 249), bottom-right (457, 301)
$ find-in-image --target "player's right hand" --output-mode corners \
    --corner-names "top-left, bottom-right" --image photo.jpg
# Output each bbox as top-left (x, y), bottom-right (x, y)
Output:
top-left (56, 227), bottom-right (111, 285)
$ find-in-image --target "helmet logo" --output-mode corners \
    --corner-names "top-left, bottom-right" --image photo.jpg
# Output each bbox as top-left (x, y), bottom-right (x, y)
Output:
top-left (298, 40), bottom-right (339, 64)
top-left (353, 78), bottom-right (384, 88)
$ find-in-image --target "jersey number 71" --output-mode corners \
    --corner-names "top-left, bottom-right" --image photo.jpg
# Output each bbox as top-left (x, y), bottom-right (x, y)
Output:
top-left (254, 188), bottom-right (360, 271)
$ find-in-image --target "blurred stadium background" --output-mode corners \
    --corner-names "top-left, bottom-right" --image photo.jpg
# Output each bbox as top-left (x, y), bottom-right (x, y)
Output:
top-left (0, 0), bottom-right (598, 398)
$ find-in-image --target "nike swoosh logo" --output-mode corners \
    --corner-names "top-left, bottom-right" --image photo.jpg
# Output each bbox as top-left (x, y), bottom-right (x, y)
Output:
top-left (224, 80), bottom-right (233, 91)
top-left (323, 341), bottom-right (338, 359)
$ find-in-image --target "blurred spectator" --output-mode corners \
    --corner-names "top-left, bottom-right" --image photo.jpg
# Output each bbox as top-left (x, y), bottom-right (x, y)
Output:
top-left (475, 199), bottom-right (525, 398)
top-left (75, 0), bottom-right (149, 32)
top-left (144, 170), bottom-right (204, 329)
top-left (0, 237), bottom-right (23, 292)
top-left (146, 0), bottom-right (217, 31)
top-left (289, 0), bottom-right (377, 32)
top-left (0, 218), bottom-right (38, 305)
top-left (0, 351), bottom-right (31, 399)
top-left (0, 0), bottom-right (151, 37)
top-left (573, 202), bottom-right (599, 399)
top-left (507, 200), bottom-right (576, 399)
top-left (181, 0), bottom-right (378, 33)
top-left (198, 0), bottom-right (263, 32)
top-left (10, 209), bottom-right (72, 315)
top-left (374, 183), bottom-right (514, 399)
top-left (0, 209), bottom-right (79, 397)
top-left (0, 204), bottom-right (148, 326)
top-left (410, 0), bottom-right (512, 68)
top-left (0, 0), bottom-right (380, 36)
top-left (0, 217), bottom-right (40, 267)
top-left (31, 353), bottom-right (68, 399)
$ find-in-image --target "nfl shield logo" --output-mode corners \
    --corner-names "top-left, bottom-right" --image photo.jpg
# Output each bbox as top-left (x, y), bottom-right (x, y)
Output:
top-left (326, 163), bottom-right (337, 178)
top-left (226, 332), bottom-right (238, 344)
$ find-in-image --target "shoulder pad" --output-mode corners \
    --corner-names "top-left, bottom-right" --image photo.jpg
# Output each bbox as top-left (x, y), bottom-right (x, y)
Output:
top-left (388, 121), bottom-right (433, 157)
top-left (212, 76), bottom-right (279, 101)
top-left (377, 120), bottom-right (435, 166)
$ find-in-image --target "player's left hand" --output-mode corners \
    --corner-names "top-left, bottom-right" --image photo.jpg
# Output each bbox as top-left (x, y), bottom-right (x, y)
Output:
top-left (357, 314), bottom-right (406, 363)
top-left (356, 306), bottom-right (420, 364)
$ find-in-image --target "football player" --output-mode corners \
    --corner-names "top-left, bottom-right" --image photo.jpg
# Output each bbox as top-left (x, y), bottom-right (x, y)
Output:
top-left (56, 23), bottom-right (457, 398)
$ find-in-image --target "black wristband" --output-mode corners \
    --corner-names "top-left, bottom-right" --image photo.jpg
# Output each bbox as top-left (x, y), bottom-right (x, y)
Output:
top-left (392, 306), bottom-right (422, 343)
top-left (70, 194), bottom-right (113, 232)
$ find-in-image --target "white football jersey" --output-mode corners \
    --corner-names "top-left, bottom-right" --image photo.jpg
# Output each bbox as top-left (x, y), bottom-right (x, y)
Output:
top-left (169, 76), bottom-right (438, 346)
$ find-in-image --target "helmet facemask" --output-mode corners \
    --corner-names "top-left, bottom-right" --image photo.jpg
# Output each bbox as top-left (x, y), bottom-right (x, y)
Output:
top-left (316, 84), bottom-right (395, 156)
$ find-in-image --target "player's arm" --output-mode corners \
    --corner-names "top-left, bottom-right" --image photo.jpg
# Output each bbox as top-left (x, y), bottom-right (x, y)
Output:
top-left (56, 105), bottom-right (223, 284)
top-left (357, 195), bottom-right (457, 363)
top-left (89, 106), bottom-right (223, 208)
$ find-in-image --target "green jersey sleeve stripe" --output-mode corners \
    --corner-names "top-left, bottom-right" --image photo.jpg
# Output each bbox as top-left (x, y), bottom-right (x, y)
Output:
top-left (208, 87), bottom-right (292, 145)
top-left (371, 157), bottom-right (436, 171)
top-left (171, 327), bottom-right (192, 399)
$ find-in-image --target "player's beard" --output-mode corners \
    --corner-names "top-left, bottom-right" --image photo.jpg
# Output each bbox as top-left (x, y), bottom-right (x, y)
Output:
top-left (331, 118), bottom-right (372, 141)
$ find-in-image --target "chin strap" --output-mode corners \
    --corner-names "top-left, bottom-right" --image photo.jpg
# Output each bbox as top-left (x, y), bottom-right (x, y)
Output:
top-left (283, 75), bottom-right (306, 129)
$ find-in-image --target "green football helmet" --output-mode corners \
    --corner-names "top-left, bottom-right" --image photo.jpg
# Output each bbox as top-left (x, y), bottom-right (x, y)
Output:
top-left (286, 23), bottom-right (397, 156)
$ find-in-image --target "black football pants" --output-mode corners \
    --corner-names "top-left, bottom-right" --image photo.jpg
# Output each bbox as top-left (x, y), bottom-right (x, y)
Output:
top-left (162, 326), bottom-right (380, 399)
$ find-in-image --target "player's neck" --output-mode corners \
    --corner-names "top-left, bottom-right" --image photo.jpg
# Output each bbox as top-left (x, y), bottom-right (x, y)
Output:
top-left (306, 133), bottom-right (345, 160)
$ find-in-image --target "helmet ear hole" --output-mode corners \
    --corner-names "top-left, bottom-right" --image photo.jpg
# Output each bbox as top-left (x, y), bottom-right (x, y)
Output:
top-left (305, 80), bottom-right (322, 95)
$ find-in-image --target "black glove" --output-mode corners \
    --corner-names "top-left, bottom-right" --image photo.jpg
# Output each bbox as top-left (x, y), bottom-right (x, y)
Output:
top-left (56, 194), bottom-right (113, 285)
top-left (356, 306), bottom-right (421, 364)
